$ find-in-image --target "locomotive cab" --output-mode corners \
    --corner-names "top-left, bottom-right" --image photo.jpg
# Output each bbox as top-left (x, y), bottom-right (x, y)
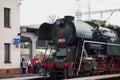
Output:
top-left (82, 49), bottom-right (98, 71)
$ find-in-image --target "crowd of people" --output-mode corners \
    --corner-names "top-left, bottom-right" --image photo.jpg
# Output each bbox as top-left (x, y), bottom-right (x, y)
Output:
top-left (20, 56), bottom-right (41, 74)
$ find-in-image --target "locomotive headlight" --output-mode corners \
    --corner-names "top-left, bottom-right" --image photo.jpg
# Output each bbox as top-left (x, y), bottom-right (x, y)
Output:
top-left (55, 19), bottom-right (61, 25)
top-left (64, 58), bottom-right (66, 61)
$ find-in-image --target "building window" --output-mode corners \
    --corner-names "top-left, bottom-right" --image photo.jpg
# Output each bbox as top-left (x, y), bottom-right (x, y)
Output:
top-left (36, 40), bottom-right (46, 49)
top-left (4, 8), bottom-right (10, 28)
top-left (4, 43), bottom-right (11, 63)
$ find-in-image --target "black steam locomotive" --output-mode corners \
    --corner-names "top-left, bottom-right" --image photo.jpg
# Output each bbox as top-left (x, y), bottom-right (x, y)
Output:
top-left (38, 16), bottom-right (120, 79)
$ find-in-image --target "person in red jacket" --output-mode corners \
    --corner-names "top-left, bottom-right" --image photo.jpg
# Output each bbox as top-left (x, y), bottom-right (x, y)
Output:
top-left (32, 56), bottom-right (37, 74)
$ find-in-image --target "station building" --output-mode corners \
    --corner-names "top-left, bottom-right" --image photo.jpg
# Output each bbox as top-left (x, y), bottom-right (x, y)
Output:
top-left (20, 25), bottom-right (39, 59)
top-left (0, 0), bottom-right (21, 76)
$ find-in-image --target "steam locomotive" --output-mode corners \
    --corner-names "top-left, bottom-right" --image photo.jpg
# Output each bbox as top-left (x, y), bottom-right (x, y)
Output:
top-left (38, 16), bottom-right (120, 79)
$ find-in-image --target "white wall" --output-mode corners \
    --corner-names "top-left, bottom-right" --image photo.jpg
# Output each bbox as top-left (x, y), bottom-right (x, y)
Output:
top-left (0, 0), bottom-right (20, 69)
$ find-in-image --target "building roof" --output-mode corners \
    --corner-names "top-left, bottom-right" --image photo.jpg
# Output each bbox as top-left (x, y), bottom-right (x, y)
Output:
top-left (20, 24), bottom-right (40, 33)
top-left (24, 24), bottom-right (40, 29)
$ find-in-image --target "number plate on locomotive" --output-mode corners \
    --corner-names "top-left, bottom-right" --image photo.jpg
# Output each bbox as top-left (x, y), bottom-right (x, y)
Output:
top-left (58, 38), bottom-right (66, 42)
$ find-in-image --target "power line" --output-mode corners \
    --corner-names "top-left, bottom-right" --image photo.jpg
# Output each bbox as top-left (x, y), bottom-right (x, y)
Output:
top-left (76, 8), bottom-right (120, 16)
top-left (106, 12), bottom-right (113, 20)
top-left (96, 0), bottom-right (120, 5)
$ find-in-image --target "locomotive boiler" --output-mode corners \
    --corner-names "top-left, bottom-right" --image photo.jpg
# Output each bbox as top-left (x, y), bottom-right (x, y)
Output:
top-left (38, 16), bottom-right (120, 79)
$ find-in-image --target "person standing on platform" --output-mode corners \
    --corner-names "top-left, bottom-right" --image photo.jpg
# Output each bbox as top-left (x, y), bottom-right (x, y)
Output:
top-left (20, 56), bottom-right (24, 74)
top-left (22, 57), bottom-right (28, 74)
top-left (36, 59), bottom-right (41, 74)
top-left (32, 56), bottom-right (37, 74)
top-left (27, 57), bottom-right (32, 74)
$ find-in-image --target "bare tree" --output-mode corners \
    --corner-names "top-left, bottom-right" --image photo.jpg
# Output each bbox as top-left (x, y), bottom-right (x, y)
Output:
top-left (47, 14), bottom-right (59, 23)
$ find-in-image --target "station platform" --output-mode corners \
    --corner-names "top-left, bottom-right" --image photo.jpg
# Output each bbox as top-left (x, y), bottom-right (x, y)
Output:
top-left (0, 74), bottom-right (44, 80)
top-left (64, 74), bottom-right (120, 80)
top-left (1, 73), bottom-right (120, 80)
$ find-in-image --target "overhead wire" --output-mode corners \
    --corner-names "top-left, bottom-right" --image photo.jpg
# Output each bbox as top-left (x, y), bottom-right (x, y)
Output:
top-left (96, 0), bottom-right (120, 5)
top-left (105, 11), bottom-right (113, 21)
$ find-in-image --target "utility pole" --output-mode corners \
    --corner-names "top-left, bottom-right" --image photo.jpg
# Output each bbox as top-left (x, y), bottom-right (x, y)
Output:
top-left (88, 0), bottom-right (91, 20)
top-left (75, 0), bottom-right (91, 21)
top-left (75, 0), bottom-right (81, 21)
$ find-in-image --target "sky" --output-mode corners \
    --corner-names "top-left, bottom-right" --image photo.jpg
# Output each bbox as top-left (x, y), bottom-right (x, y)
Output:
top-left (20, 0), bottom-right (120, 26)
